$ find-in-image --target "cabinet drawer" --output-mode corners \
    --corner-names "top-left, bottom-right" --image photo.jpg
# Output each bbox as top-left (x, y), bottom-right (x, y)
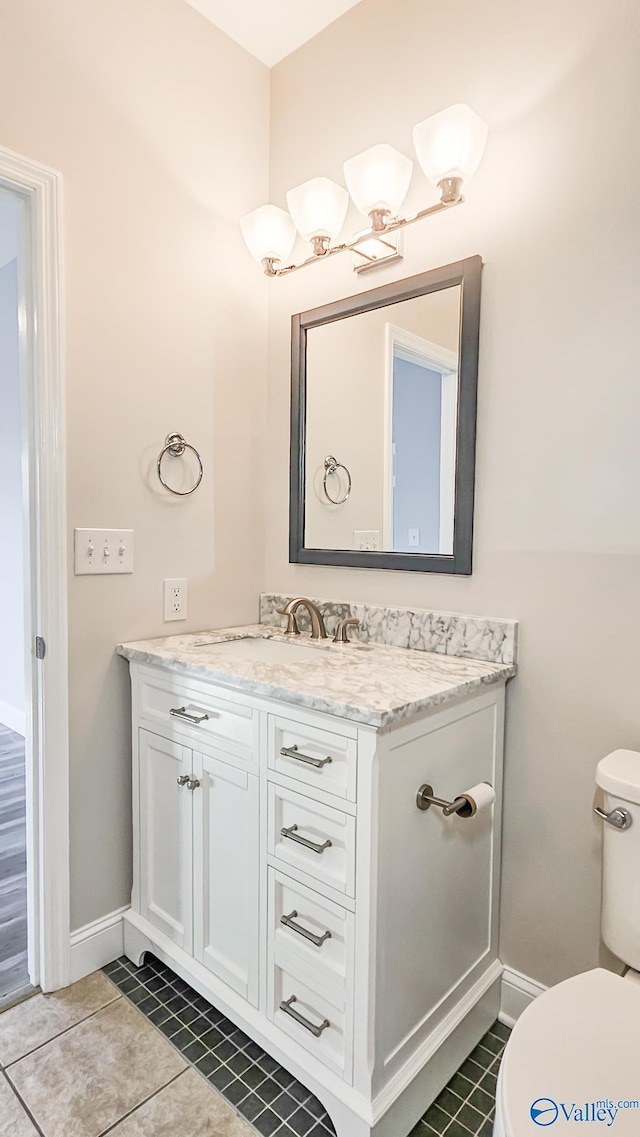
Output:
top-left (268, 784), bottom-right (356, 897)
top-left (268, 716), bottom-right (356, 801)
top-left (268, 869), bottom-right (354, 991)
top-left (137, 668), bottom-right (256, 758)
top-left (268, 953), bottom-right (353, 1082)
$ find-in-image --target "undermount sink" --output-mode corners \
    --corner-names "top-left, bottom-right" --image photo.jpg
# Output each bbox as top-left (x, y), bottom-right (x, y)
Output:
top-left (194, 637), bottom-right (330, 663)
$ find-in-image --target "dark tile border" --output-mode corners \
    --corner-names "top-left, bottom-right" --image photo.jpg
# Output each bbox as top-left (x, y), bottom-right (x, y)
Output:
top-left (415, 1020), bottom-right (509, 1136)
top-left (104, 956), bottom-right (335, 1137)
top-left (104, 955), bottom-right (508, 1137)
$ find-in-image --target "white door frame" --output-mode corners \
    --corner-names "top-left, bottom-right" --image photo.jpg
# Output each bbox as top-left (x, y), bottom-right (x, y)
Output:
top-left (0, 145), bottom-right (69, 992)
top-left (383, 323), bottom-right (458, 555)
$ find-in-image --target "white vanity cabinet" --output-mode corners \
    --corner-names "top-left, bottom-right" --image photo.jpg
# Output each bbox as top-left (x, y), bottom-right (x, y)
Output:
top-left (137, 729), bottom-right (194, 955)
top-left (123, 654), bottom-right (508, 1137)
top-left (132, 668), bottom-right (260, 1006)
top-left (192, 748), bottom-right (259, 1004)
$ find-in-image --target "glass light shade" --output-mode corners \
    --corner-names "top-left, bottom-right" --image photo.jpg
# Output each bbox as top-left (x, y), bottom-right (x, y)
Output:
top-left (240, 204), bottom-right (296, 264)
top-left (343, 144), bottom-right (413, 218)
top-left (286, 177), bottom-right (349, 242)
top-left (412, 104), bottom-right (488, 186)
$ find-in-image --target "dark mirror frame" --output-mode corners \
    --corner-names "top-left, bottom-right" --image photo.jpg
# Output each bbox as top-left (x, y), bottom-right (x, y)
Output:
top-left (289, 255), bottom-right (482, 574)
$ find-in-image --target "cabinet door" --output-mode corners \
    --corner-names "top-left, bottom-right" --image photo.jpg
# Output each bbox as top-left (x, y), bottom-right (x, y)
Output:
top-left (138, 729), bottom-right (193, 953)
top-left (192, 750), bottom-right (259, 1006)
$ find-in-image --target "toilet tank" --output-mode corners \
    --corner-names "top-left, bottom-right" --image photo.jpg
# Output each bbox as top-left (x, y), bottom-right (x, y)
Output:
top-left (596, 750), bottom-right (640, 970)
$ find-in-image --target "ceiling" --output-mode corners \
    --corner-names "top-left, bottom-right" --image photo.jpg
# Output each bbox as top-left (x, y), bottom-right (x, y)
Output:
top-left (184, 0), bottom-right (363, 67)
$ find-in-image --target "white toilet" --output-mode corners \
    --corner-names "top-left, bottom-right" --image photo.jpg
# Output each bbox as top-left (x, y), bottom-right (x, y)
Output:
top-left (494, 750), bottom-right (640, 1135)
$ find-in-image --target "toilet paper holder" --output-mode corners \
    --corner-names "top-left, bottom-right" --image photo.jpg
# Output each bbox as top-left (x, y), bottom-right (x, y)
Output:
top-left (416, 784), bottom-right (476, 818)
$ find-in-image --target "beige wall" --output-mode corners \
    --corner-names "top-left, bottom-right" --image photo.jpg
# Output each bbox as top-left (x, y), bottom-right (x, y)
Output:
top-left (269, 0), bottom-right (640, 987)
top-left (305, 289), bottom-right (459, 549)
top-left (1, 0), bottom-right (637, 987)
top-left (0, 0), bottom-right (270, 930)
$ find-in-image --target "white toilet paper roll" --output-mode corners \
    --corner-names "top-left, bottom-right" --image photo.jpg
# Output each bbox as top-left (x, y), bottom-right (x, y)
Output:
top-left (457, 781), bottom-right (496, 817)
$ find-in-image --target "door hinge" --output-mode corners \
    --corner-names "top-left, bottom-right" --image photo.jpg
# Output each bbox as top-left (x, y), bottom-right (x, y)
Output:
top-left (35, 636), bottom-right (46, 660)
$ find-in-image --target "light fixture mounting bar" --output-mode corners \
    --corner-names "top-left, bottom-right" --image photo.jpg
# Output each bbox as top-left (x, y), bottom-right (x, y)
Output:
top-left (267, 195), bottom-right (464, 276)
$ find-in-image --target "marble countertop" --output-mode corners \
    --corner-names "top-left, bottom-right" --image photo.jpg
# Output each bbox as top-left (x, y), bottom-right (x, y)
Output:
top-left (117, 625), bottom-right (516, 728)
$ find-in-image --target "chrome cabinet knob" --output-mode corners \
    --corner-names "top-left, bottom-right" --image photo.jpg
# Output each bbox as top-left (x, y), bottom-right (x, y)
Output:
top-left (177, 775), bottom-right (200, 790)
top-left (594, 805), bottom-right (632, 830)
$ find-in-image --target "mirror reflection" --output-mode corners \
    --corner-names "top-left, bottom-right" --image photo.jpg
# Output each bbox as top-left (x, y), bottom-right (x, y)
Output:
top-left (304, 286), bottom-right (461, 555)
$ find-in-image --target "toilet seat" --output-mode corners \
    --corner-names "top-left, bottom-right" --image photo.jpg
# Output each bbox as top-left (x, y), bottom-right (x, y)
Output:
top-left (494, 968), bottom-right (640, 1135)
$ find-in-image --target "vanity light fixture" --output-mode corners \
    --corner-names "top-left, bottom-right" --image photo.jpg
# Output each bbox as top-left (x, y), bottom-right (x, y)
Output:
top-left (286, 177), bottom-right (349, 256)
top-left (413, 103), bottom-right (488, 205)
top-left (240, 203), bottom-right (296, 267)
top-left (240, 103), bottom-right (488, 277)
top-left (343, 143), bottom-right (414, 231)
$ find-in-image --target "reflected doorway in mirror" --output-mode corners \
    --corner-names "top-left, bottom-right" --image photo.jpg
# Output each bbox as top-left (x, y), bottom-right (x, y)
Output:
top-left (383, 323), bottom-right (458, 556)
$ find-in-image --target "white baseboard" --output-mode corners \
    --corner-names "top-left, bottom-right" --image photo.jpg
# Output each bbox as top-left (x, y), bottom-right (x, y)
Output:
top-left (499, 965), bottom-right (548, 1026)
top-left (68, 912), bottom-right (546, 1028)
top-left (69, 906), bottom-right (129, 984)
top-left (0, 699), bottom-right (26, 737)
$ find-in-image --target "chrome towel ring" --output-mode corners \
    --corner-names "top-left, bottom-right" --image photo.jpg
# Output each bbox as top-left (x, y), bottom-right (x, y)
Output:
top-left (323, 455), bottom-right (351, 505)
top-left (157, 433), bottom-right (203, 496)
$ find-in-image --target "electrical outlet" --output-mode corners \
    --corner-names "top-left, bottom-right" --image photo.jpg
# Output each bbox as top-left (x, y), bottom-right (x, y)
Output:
top-left (354, 530), bottom-right (380, 551)
top-left (74, 529), bottom-right (134, 575)
top-left (164, 578), bottom-right (188, 621)
top-left (408, 528), bottom-right (420, 547)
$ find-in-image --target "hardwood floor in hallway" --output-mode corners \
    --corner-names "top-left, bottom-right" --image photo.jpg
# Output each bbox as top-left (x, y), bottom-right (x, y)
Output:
top-left (0, 722), bottom-right (30, 1004)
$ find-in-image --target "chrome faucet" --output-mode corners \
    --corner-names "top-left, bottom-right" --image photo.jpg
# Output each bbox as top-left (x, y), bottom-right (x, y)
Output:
top-left (276, 597), bottom-right (328, 639)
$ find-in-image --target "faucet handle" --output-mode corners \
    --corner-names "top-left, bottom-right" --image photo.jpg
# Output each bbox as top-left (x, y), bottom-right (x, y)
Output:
top-left (277, 607), bottom-right (300, 636)
top-left (333, 617), bottom-right (360, 644)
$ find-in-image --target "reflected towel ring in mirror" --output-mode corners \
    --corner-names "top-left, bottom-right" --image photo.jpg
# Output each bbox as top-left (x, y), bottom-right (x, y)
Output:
top-left (157, 433), bottom-right (203, 496)
top-left (323, 455), bottom-right (351, 505)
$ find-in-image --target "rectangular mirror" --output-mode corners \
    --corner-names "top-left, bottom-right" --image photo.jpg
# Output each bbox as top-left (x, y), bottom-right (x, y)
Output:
top-left (290, 257), bottom-right (481, 573)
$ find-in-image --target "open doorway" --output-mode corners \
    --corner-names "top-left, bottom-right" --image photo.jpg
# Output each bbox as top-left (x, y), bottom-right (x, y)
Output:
top-left (0, 187), bottom-right (29, 1004)
top-left (0, 147), bottom-right (69, 1001)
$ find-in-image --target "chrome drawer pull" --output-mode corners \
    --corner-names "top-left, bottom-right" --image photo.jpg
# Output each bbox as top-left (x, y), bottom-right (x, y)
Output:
top-left (281, 910), bottom-right (331, 947)
top-left (280, 744), bottom-right (332, 769)
top-left (169, 706), bottom-right (209, 724)
top-left (280, 824), bottom-right (332, 855)
top-left (279, 995), bottom-right (330, 1038)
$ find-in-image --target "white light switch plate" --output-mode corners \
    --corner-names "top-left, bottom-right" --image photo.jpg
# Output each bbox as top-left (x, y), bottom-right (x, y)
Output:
top-left (74, 529), bottom-right (134, 575)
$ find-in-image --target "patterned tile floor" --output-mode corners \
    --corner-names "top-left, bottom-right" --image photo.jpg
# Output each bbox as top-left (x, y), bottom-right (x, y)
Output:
top-left (104, 954), bottom-right (508, 1137)
top-left (415, 1023), bottom-right (508, 1136)
top-left (0, 723), bottom-right (30, 1005)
